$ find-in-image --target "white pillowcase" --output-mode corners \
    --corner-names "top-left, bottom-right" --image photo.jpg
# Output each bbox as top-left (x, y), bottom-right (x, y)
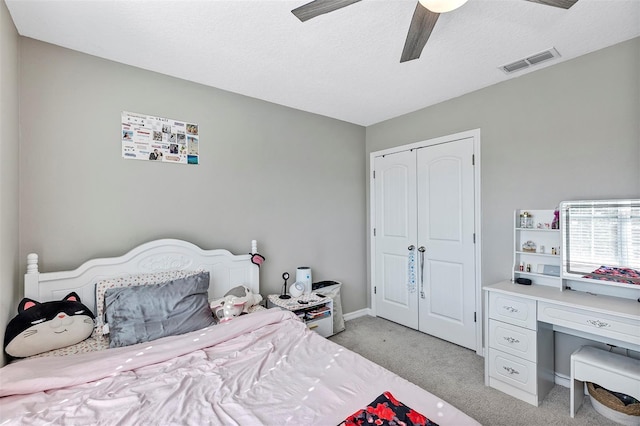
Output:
top-left (27, 330), bottom-right (109, 360)
top-left (94, 269), bottom-right (204, 334)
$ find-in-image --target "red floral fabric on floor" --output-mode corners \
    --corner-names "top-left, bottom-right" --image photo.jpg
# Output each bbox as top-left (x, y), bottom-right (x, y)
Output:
top-left (339, 391), bottom-right (438, 426)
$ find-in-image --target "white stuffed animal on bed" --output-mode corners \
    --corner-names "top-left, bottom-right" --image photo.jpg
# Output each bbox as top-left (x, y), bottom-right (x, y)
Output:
top-left (210, 286), bottom-right (263, 321)
top-left (213, 295), bottom-right (245, 322)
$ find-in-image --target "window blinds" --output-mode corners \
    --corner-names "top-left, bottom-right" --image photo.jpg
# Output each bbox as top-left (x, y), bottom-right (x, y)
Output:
top-left (565, 203), bottom-right (640, 275)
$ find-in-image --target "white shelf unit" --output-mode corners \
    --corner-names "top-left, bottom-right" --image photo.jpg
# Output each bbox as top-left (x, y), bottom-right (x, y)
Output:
top-left (513, 209), bottom-right (562, 289)
top-left (267, 293), bottom-right (334, 338)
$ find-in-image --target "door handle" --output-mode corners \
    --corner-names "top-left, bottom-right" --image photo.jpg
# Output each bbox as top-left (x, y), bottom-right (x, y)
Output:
top-left (408, 245), bottom-right (415, 251)
top-left (418, 246), bottom-right (426, 299)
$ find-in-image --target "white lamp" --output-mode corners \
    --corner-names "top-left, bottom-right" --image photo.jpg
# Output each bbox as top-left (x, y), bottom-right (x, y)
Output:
top-left (419, 0), bottom-right (469, 13)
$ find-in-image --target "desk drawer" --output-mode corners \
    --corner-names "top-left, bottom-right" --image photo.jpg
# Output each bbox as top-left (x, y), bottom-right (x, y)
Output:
top-left (489, 319), bottom-right (537, 362)
top-left (538, 302), bottom-right (640, 346)
top-left (307, 316), bottom-right (333, 338)
top-left (488, 348), bottom-right (536, 394)
top-left (489, 292), bottom-right (537, 330)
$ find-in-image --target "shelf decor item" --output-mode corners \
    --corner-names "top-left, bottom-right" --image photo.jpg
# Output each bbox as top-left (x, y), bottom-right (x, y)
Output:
top-left (542, 264), bottom-right (560, 277)
top-left (520, 211), bottom-right (533, 228)
top-left (513, 208), bottom-right (562, 288)
top-left (551, 208), bottom-right (560, 229)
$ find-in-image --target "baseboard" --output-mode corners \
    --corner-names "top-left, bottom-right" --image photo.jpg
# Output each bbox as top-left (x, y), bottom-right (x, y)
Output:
top-left (555, 372), bottom-right (570, 388)
top-left (556, 372), bottom-right (592, 397)
top-left (343, 308), bottom-right (372, 321)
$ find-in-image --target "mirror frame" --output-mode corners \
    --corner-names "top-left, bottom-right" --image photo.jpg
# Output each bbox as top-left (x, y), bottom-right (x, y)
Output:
top-left (560, 199), bottom-right (640, 290)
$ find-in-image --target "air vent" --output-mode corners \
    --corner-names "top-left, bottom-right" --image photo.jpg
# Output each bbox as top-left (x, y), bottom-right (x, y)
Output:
top-left (500, 48), bottom-right (561, 74)
top-left (503, 60), bottom-right (529, 73)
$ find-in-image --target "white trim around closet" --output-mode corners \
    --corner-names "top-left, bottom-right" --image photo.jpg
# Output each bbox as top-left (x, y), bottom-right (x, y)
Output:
top-left (368, 128), bottom-right (482, 356)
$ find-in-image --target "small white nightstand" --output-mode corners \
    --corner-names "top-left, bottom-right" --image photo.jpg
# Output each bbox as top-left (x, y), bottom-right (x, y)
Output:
top-left (267, 293), bottom-right (334, 337)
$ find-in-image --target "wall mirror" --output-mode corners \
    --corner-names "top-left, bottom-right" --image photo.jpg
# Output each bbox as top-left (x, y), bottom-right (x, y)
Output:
top-left (561, 199), bottom-right (640, 289)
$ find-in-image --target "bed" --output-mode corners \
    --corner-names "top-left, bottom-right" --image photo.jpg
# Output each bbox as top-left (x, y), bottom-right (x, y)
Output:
top-left (0, 239), bottom-right (479, 425)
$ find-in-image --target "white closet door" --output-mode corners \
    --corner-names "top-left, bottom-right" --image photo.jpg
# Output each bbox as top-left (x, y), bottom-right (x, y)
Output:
top-left (416, 138), bottom-right (476, 350)
top-left (374, 151), bottom-right (418, 329)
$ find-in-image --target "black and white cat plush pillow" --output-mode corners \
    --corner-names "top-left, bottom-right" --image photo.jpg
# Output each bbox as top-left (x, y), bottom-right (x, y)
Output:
top-left (4, 292), bottom-right (95, 359)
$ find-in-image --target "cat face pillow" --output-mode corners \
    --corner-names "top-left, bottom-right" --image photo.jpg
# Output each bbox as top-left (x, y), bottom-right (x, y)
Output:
top-left (4, 292), bottom-right (95, 358)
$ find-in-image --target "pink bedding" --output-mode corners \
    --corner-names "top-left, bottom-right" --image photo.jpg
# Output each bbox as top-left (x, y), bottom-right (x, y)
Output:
top-left (0, 309), bottom-right (478, 425)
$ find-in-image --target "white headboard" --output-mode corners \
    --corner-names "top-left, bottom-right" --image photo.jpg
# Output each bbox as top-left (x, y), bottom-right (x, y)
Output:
top-left (24, 239), bottom-right (260, 314)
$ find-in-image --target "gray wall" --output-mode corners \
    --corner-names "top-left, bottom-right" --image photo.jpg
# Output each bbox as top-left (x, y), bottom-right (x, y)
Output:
top-left (366, 38), bottom-right (640, 375)
top-left (7, 27), bottom-right (640, 378)
top-left (18, 38), bottom-right (367, 315)
top-left (0, 0), bottom-right (20, 367)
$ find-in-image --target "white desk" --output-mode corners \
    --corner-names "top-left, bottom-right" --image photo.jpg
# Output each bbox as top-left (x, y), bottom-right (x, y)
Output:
top-left (484, 280), bottom-right (640, 406)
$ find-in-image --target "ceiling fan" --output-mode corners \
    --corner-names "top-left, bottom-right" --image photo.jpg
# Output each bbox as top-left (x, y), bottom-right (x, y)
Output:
top-left (292, 0), bottom-right (579, 63)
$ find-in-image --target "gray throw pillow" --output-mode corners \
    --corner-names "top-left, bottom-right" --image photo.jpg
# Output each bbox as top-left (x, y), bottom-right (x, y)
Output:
top-left (105, 271), bottom-right (214, 348)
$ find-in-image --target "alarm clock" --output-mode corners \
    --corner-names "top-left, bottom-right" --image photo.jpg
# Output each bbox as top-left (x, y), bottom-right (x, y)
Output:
top-left (289, 281), bottom-right (305, 298)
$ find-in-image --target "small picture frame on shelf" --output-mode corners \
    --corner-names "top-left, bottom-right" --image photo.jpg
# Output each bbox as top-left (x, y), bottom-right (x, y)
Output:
top-left (542, 264), bottom-right (560, 277)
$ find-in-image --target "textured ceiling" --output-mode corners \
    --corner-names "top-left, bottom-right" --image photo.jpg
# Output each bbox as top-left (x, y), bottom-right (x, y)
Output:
top-left (6, 0), bottom-right (640, 126)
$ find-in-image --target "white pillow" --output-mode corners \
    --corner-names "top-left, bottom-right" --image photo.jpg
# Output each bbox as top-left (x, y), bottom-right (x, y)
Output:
top-left (27, 330), bottom-right (109, 360)
top-left (94, 269), bottom-right (204, 334)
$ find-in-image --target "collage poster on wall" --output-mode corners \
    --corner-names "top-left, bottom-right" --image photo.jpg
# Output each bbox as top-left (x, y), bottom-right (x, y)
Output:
top-left (121, 111), bottom-right (199, 165)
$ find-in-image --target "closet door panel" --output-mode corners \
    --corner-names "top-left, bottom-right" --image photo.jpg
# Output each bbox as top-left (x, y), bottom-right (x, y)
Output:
top-left (427, 259), bottom-right (463, 321)
top-left (417, 138), bottom-right (476, 350)
top-left (374, 151), bottom-right (419, 329)
top-left (381, 253), bottom-right (411, 306)
top-left (427, 158), bottom-right (462, 242)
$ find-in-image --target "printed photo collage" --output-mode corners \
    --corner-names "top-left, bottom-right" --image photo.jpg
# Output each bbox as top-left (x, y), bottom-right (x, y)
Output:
top-left (122, 111), bottom-right (199, 165)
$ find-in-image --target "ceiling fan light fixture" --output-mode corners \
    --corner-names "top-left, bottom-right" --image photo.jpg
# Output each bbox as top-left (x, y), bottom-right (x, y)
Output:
top-left (418, 0), bottom-right (469, 13)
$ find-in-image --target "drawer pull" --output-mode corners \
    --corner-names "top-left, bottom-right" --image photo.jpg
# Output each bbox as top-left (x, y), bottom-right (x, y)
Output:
top-left (503, 305), bottom-right (519, 313)
top-left (308, 324), bottom-right (319, 330)
top-left (586, 319), bottom-right (610, 328)
top-left (503, 366), bottom-right (520, 375)
top-left (503, 336), bottom-right (520, 344)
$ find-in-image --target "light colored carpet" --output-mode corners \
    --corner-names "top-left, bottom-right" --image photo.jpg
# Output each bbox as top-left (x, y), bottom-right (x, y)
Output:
top-left (329, 315), bottom-right (620, 426)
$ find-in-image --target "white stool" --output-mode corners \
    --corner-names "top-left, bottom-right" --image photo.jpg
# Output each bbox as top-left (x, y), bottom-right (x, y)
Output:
top-left (570, 346), bottom-right (640, 418)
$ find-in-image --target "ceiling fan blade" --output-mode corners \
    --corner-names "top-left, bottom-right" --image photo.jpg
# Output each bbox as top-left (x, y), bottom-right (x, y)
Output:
top-left (400, 2), bottom-right (440, 63)
top-left (292, 0), bottom-right (362, 22)
top-left (524, 0), bottom-right (579, 9)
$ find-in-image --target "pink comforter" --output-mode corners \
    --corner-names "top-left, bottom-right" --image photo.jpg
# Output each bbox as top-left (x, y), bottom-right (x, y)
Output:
top-left (0, 309), bottom-right (478, 425)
